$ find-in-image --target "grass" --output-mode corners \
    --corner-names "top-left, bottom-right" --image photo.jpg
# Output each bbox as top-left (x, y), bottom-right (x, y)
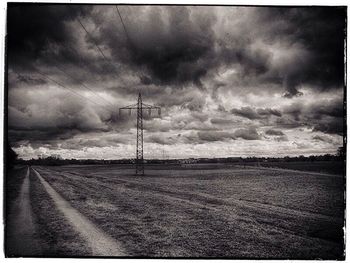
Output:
top-left (257, 161), bottom-right (345, 175)
top-left (33, 164), bottom-right (345, 259)
top-left (5, 166), bottom-right (27, 256)
top-left (5, 166), bottom-right (27, 214)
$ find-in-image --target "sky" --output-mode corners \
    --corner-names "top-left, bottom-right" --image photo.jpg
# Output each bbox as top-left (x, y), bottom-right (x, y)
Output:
top-left (6, 4), bottom-right (346, 160)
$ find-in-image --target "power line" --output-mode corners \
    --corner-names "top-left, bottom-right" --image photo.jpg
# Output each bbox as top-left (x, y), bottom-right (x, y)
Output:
top-left (73, 6), bottom-right (150, 92)
top-left (54, 65), bottom-right (115, 108)
top-left (115, 6), bottom-right (132, 46)
top-left (114, 5), bottom-right (152, 98)
top-left (22, 7), bottom-right (136, 112)
top-left (28, 41), bottom-right (117, 110)
top-left (35, 69), bottom-right (112, 112)
top-left (76, 16), bottom-right (119, 72)
top-left (75, 12), bottom-right (133, 90)
top-left (58, 38), bottom-right (129, 94)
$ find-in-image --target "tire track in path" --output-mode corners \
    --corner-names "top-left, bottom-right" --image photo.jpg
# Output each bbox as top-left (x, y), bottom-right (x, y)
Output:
top-left (32, 168), bottom-right (126, 256)
top-left (6, 166), bottom-right (41, 256)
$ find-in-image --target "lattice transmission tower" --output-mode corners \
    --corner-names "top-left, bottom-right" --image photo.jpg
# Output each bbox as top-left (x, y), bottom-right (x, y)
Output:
top-left (119, 93), bottom-right (161, 175)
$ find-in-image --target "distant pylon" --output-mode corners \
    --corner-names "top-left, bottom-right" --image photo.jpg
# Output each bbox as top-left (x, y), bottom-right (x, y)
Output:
top-left (136, 93), bottom-right (144, 175)
top-left (119, 93), bottom-right (161, 175)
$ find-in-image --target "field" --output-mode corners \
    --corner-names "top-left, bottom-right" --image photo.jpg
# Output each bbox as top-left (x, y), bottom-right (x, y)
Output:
top-left (257, 161), bottom-right (345, 175)
top-left (5, 163), bottom-right (345, 259)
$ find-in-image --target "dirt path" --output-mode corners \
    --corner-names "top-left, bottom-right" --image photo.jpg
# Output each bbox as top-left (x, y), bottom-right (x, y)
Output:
top-left (32, 168), bottom-right (126, 256)
top-left (6, 166), bottom-right (42, 256)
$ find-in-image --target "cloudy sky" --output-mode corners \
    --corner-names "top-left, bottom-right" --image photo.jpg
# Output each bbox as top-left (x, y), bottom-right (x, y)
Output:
top-left (7, 4), bottom-right (346, 160)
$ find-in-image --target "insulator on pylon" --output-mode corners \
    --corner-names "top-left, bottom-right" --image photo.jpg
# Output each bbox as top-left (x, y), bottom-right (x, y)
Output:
top-left (158, 108), bottom-right (161, 116)
top-left (149, 109), bottom-right (151, 115)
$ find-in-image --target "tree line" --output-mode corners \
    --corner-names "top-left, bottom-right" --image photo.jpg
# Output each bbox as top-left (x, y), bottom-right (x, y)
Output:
top-left (6, 144), bottom-right (345, 168)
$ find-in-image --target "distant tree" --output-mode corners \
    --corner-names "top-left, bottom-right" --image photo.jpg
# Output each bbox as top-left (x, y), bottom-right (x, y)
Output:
top-left (337, 146), bottom-right (345, 159)
top-left (7, 143), bottom-right (18, 169)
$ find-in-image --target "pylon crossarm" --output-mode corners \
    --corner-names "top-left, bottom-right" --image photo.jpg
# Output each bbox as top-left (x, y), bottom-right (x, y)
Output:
top-left (142, 103), bottom-right (160, 109)
top-left (119, 103), bottom-right (138, 109)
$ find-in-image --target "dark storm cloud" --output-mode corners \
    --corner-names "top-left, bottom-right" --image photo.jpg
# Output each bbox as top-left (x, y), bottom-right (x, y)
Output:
top-left (264, 128), bottom-right (288, 142)
top-left (312, 119), bottom-right (343, 135)
top-left (8, 5), bottom-right (345, 94)
top-left (312, 135), bottom-right (335, 144)
top-left (7, 4), bottom-right (124, 86)
top-left (7, 4), bottom-right (92, 69)
top-left (195, 127), bottom-right (261, 143)
top-left (146, 134), bottom-right (177, 145)
top-left (108, 6), bottom-right (217, 86)
top-left (197, 131), bottom-right (235, 142)
top-left (8, 102), bottom-right (112, 134)
top-left (230, 107), bottom-right (260, 120)
top-left (217, 105), bottom-right (227, 112)
top-left (9, 129), bottom-right (80, 147)
top-left (68, 137), bottom-right (124, 148)
top-left (143, 120), bottom-right (171, 133)
top-left (10, 131), bottom-right (129, 151)
top-left (282, 97), bottom-right (344, 135)
top-left (220, 42), bottom-right (272, 78)
top-left (275, 116), bottom-right (304, 129)
top-left (228, 97), bottom-right (344, 136)
top-left (15, 74), bottom-right (47, 85)
top-left (274, 135), bottom-right (289, 142)
top-left (265, 129), bottom-right (285, 136)
top-left (209, 7), bottom-right (345, 97)
top-left (230, 106), bottom-right (281, 120)
top-left (180, 96), bottom-right (207, 112)
top-left (95, 6), bottom-right (276, 88)
top-left (257, 108), bottom-right (282, 117)
top-left (260, 7), bottom-right (346, 96)
top-left (233, 127), bottom-right (261, 140)
top-left (210, 118), bottom-right (234, 125)
top-left (7, 93), bottom-right (133, 145)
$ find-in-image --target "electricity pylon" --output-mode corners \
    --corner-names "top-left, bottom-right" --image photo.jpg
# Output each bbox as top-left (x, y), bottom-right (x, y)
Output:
top-left (119, 93), bottom-right (161, 175)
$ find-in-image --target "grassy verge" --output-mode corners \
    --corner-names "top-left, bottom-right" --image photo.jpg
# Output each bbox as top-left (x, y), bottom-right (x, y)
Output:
top-left (29, 168), bottom-right (91, 256)
top-left (5, 166), bottom-right (26, 214)
top-left (5, 166), bottom-right (27, 255)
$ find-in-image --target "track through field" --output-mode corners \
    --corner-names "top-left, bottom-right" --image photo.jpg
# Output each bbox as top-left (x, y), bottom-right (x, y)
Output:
top-left (32, 168), bottom-right (126, 256)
